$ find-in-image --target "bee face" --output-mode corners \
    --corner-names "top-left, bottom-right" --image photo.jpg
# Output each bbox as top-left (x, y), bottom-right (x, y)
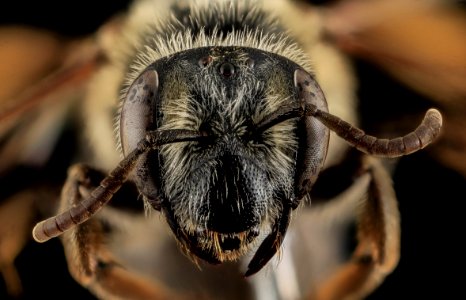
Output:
top-left (24, 1), bottom-right (444, 294)
top-left (119, 46), bottom-right (328, 262)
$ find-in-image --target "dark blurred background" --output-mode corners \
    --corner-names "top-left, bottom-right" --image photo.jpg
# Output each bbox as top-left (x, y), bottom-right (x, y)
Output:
top-left (1, 0), bottom-right (465, 299)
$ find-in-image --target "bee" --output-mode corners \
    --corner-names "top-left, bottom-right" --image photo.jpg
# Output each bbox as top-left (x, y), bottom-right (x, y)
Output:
top-left (1, 0), bottom-right (442, 299)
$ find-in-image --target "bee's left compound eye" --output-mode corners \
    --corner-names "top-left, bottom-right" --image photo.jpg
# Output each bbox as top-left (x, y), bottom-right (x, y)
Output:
top-left (120, 69), bottom-right (158, 156)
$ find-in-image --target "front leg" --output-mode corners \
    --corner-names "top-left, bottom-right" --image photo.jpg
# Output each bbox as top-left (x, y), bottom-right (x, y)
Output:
top-left (312, 156), bottom-right (400, 300)
top-left (0, 191), bottom-right (36, 297)
top-left (58, 163), bottom-right (184, 300)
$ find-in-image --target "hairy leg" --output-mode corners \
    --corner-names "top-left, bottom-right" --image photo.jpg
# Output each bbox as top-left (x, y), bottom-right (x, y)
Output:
top-left (311, 156), bottom-right (400, 300)
top-left (0, 191), bottom-right (37, 297)
top-left (57, 163), bottom-right (187, 300)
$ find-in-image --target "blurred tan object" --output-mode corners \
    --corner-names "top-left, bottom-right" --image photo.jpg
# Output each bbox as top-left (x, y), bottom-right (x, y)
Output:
top-left (0, 27), bottom-right (100, 173)
top-left (323, 0), bottom-right (466, 177)
top-left (0, 27), bottom-right (65, 102)
top-left (0, 192), bottom-right (36, 297)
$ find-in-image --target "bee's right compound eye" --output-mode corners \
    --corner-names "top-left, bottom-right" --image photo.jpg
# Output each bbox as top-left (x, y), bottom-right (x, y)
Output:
top-left (119, 69), bottom-right (158, 156)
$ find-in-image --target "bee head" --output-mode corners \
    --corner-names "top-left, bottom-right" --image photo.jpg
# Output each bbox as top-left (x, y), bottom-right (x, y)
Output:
top-left (119, 46), bottom-right (329, 270)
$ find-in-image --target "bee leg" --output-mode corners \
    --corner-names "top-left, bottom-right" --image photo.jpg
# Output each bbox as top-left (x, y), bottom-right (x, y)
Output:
top-left (58, 163), bottom-right (185, 300)
top-left (0, 191), bottom-right (37, 297)
top-left (312, 156), bottom-right (400, 300)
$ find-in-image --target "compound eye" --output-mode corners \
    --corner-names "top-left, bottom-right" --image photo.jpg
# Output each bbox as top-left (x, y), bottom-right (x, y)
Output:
top-left (219, 62), bottom-right (235, 77)
top-left (120, 69), bottom-right (158, 156)
top-left (293, 69), bottom-right (329, 198)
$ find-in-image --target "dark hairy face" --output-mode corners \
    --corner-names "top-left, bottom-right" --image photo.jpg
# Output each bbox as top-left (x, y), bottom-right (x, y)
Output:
top-left (119, 46), bottom-right (329, 265)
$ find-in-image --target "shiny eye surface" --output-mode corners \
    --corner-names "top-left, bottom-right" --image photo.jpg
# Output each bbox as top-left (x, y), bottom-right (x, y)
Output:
top-left (119, 69), bottom-right (158, 156)
top-left (246, 58), bottom-right (255, 68)
top-left (219, 62), bottom-right (235, 77)
top-left (198, 55), bottom-right (213, 67)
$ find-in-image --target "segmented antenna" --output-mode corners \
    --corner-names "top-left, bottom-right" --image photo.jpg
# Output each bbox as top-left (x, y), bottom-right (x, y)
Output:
top-left (307, 106), bottom-right (442, 157)
top-left (32, 103), bottom-right (442, 242)
top-left (256, 102), bottom-right (442, 158)
top-left (32, 129), bottom-right (206, 242)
